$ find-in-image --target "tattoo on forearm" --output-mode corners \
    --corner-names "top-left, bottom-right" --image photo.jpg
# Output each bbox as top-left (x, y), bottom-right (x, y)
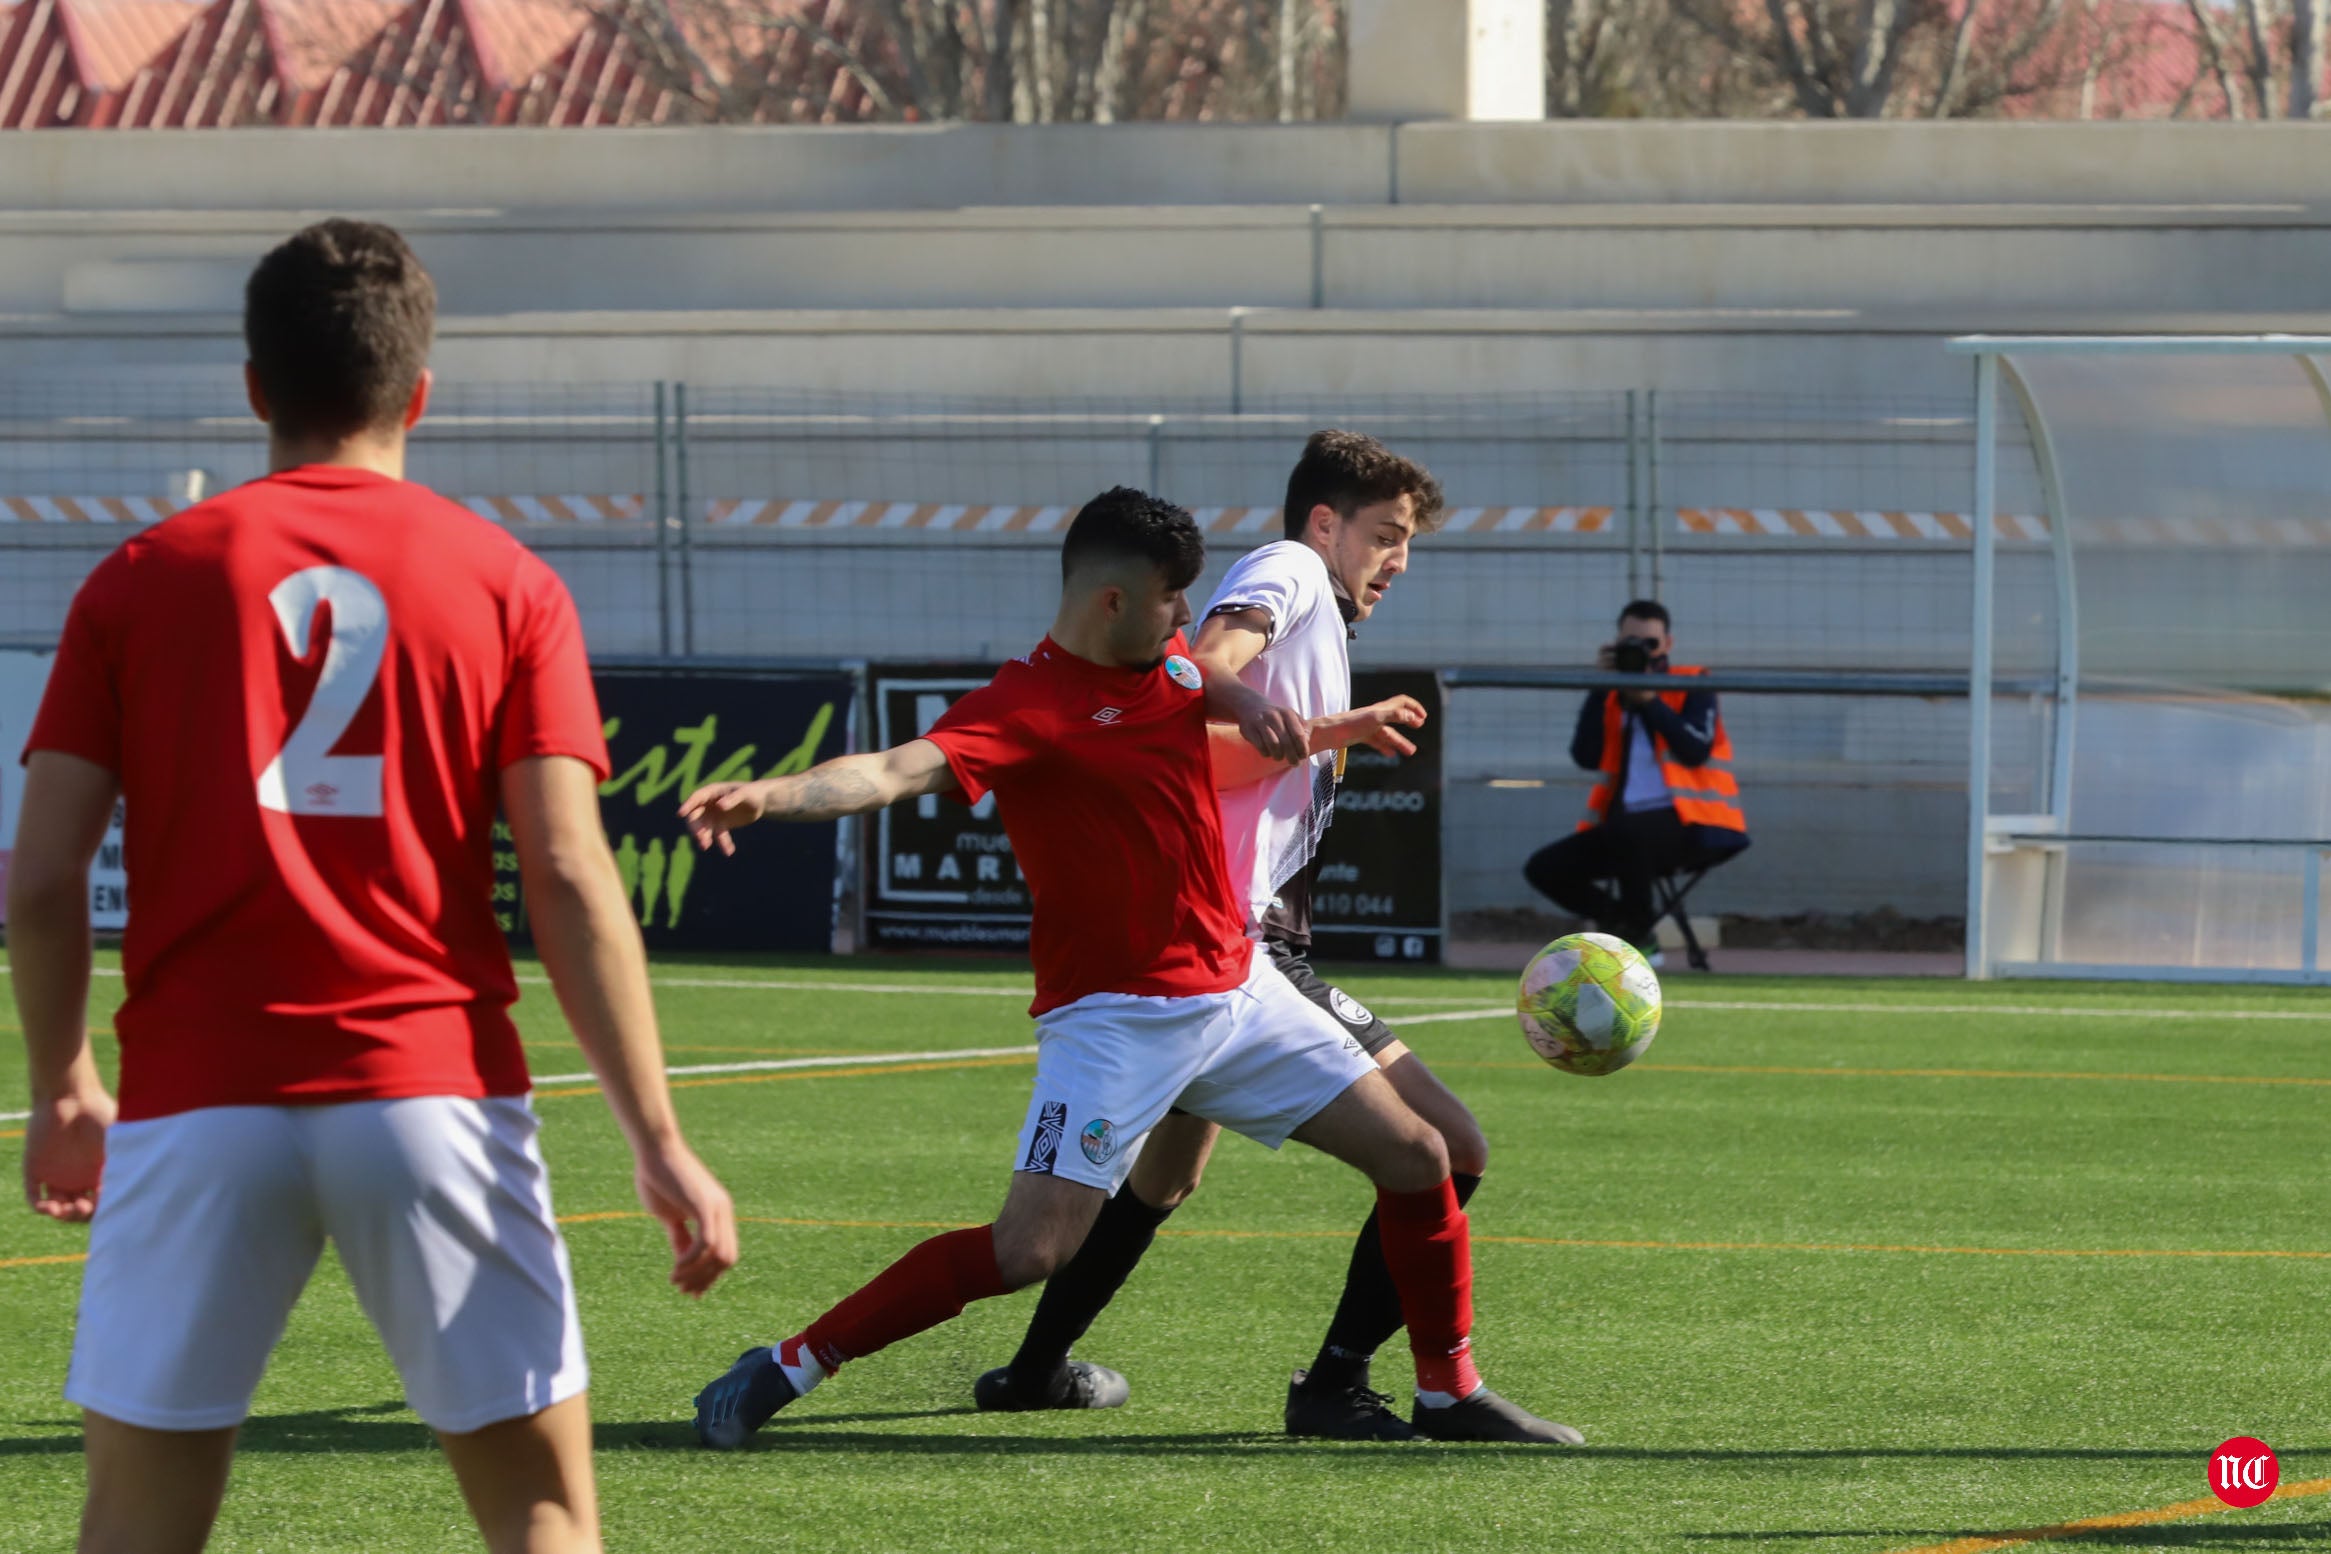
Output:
top-left (763, 763), bottom-right (883, 821)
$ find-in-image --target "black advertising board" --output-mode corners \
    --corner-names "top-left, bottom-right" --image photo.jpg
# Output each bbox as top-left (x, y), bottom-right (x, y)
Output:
top-left (1311, 669), bottom-right (1445, 965)
top-left (863, 666), bottom-right (1030, 952)
top-left (498, 668), bottom-right (854, 953)
top-left (862, 663), bottom-right (1443, 964)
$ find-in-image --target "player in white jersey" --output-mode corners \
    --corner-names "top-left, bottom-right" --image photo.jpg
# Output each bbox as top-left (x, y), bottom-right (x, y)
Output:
top-left (975, 432), bottom-right (1574, 1444)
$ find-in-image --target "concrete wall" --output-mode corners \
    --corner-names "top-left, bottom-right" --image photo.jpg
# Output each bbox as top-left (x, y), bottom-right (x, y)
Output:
top-left (4, 123), bottom-right (2330, 405)
top-left (6, 120), bottom-right (2329, 925)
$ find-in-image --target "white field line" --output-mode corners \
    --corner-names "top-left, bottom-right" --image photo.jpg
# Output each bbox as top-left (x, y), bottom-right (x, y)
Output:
top-left (9, 963), bottom-right (2331, 1022)
top-left (1356, 999), bottom-right (2331, 1026)
top-left (514, 974), bottom-right (1027, 997)
top-left (530, 1044), bottom-right (1039, 1088)
top-left (1669, 998), bottom-right (2331, 1022)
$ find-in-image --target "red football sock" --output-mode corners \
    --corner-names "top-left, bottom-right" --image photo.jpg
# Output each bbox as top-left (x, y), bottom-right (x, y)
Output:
top-left (1375, 1177), bottom-right (1482, 1401)
top-left (792, 1225), bottom-right (1008, 1373)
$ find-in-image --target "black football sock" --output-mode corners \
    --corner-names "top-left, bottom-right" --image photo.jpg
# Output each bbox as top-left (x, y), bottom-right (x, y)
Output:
top-left (1308, 1172), bottom-right (1483, 1391)
top-left (1004, 1185), bottom-right (1175, 1386)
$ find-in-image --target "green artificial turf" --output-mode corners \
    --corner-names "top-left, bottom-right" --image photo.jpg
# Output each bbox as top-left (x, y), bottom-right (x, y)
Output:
top-left (1, 953), bottom-right (2325, 1552)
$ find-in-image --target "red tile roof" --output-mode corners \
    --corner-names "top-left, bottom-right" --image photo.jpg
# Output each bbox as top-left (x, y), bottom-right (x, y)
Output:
top-left (0, 0), bottom-right (2318, 127)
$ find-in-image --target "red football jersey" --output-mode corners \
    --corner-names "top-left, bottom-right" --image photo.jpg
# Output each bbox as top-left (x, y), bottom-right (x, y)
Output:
top-left (23, 465), bottom-right (610, 1122)
top-left (924, 634), bottom-right (1253, 1015)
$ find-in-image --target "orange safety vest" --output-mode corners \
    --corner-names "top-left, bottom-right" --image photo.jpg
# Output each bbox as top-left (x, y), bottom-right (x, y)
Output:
top-left (1578, 665), bottom-right (1747, 835)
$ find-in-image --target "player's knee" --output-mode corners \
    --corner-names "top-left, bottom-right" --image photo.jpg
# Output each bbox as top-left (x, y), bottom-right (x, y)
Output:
top-left (992, 1220), bottom-right (1078, 1291)
top-left (1132, 1161), bottom-right (1205, 1210)
top-left (1442, 1113), bottom-right (1490, 1178)
top-left (1372, 1117), bottom-right (1449, 1192)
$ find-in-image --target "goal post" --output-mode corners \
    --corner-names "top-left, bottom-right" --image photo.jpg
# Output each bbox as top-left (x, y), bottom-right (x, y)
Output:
top-left (1951, 335), bottom-right (2331, 985)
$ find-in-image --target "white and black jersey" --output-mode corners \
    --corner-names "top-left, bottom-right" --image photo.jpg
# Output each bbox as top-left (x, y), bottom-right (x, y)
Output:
top-left (1206, 539), bottom-right (1353, 947)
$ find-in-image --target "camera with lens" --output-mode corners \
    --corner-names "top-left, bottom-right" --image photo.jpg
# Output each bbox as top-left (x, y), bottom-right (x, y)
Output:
top-left (1612, 636), bottom-right (1662, 674)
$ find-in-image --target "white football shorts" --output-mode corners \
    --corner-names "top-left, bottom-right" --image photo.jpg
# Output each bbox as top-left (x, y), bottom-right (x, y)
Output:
top-left (1013, 951), bottom-right (1378, 1192)
top-left (66, 1095), bottom-right (587, 1435)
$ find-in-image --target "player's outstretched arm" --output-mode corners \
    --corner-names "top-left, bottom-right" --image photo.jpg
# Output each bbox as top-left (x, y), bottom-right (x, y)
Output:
top-left (7, 752), bottom-right (119, 1223)
top-left (504, 754), bottom-right (739, 1297)
top-left (1311, 694), bottom-right (1427, 758)
top-left (678, 738), bottom-right (957, 854)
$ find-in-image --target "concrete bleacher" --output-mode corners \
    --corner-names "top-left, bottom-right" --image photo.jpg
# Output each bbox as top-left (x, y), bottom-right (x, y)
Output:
top-left (5, 121), bottom-right (2331, 398)
top-left (5, 120), bottom-right (2328, 929)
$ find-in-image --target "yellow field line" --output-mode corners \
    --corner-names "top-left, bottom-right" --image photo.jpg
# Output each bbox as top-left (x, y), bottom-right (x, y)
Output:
top-left (532, 1054), bottom-right (1034, 1103)
top-left (15, 1205), bottom-right (2328, 1275)
top-left (1441, 1059), bottom-right (2331, 1089)
top-left (0, 1129), bottom-right (20, 1141)
top-left (558, 1212), bottom-right (2331, 1263)
top-left (1887, 1475), bottom-right (2331, 1553)
top-left (0, 1252), bottom-right (88, 1271)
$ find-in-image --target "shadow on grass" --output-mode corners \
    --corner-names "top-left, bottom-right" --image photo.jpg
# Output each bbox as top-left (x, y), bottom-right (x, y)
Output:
top-left (1687, 1524), bottom-right (2331, 1546)
top-left (0, 1402), bottom-right (432, 1457)
top-left (596, 1426), bottom-right (2327, 1465)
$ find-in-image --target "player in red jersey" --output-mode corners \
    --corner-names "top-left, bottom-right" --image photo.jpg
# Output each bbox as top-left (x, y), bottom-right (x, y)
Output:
top-left (681, 487), bottom-right (1569, 1448)
top-left (10, 221), bottom-right (737, 1554)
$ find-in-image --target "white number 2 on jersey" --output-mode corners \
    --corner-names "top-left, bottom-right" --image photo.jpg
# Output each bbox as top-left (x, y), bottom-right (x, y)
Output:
top-left (256, 566), bottom-right (389, 818)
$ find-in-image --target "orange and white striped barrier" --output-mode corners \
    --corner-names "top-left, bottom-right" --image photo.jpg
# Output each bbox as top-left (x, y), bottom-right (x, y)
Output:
top-left (462, 495), bottom-right (646, 525)
top-left (705, 500), bottom-right (1077, 530)
top-left (2074, 515), bottom-right (2331, 547)
top-left (10, 494), bottom-right (2330, 548)
top-left (0, 495), bottom-right (178, 523)
top-left (1676, 508), bottom-right (2050, 542)
top-left (702, 501), bottom-right (1615, 534)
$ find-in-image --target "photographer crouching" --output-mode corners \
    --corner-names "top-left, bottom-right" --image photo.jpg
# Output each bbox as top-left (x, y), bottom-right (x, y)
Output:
top-left (1523, 600), bottom-right (1749, 963)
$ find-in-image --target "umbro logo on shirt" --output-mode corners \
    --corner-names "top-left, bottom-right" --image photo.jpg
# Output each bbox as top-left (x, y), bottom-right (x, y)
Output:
top-left (1091, 707), bottom-right (1123, 723)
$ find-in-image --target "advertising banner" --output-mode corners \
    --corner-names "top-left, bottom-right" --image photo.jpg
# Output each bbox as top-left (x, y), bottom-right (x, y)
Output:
top-left (863, 664), bottom-right (1442, 963)
top-left (0, 648), bottom-right (127, 931)
top-left (1310, 669), bottom-right (1445, 964)
top-left (862, 666), bottom-right (1028, 952)
top-left (501, 667), bottom-right (856, 953)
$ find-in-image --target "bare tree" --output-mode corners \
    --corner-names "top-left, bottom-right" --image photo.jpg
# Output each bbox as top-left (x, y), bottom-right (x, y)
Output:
top-left (1668, 0), bottom-right (1935, 117)
top-left (574, 0), bottom-right (1334, 123)
top-left (2291, 0), bottom-right (2327, 113)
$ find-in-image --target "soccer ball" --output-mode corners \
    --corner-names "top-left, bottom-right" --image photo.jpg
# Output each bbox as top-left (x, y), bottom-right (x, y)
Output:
top-left (1517, 932), bottom-right (1663, 1076)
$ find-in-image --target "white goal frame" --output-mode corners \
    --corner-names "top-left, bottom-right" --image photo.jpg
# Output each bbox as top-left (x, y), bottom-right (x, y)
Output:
top-left (1949, 335), bottom-right (2331, 985)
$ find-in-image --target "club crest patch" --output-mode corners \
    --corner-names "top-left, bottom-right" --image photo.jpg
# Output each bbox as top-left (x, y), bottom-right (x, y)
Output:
top-left (1331, 989), bottom-right (1377, 1028)
top-left (1164, 654), bottom-right (1203, 691)
top-left (1079, 1118), bottom-right (1119, 1165)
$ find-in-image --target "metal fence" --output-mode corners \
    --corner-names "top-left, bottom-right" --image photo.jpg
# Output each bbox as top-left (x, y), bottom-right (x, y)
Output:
top-left (3, 380), bottom-right (2062, 930)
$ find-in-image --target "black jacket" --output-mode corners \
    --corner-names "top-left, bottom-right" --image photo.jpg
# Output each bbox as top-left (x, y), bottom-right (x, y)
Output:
top-left (1570, 686), bottom-right (1721, 774)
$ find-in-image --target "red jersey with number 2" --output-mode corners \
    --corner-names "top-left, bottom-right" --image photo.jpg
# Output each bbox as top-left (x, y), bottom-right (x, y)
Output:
top-left (924, 634), bottom-right (1253, 1016)
top-left (22, 466), bottom-right (611, 1122)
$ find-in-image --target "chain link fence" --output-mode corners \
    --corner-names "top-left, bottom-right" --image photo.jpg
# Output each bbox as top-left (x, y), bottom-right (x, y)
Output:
top-left (3, 379), bottom-right (2065, 937)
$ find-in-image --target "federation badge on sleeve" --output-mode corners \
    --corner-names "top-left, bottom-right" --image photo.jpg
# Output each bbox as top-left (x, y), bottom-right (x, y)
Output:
top-left (1164, 655), bottom-right (1203, 691)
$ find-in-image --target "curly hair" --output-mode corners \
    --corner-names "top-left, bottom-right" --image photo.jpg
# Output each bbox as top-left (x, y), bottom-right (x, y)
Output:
top-left (1061, 486), bottom-right (1207, 592)
top-left (1281, 430), bottom-right (1446, 542)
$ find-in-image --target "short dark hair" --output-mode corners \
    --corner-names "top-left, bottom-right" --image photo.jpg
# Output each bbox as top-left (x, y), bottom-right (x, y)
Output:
top-left (244, 220), bottom-right (436, 442)
top-left (1618, 599), bottom-right (1672, 630)
top-left (1281, 430), bottom-right (1446, 542)
top-left (1061, 486), bottom-right (1206, 592)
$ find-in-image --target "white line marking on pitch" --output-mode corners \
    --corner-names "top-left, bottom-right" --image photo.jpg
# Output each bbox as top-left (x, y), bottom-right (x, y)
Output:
top-left (531, 1045), bottom-right (1039, 1087)
top-left (1669, 998), bottom-right (2331, 1022)
top-left (1395, 1007), bottom-right (1514, 1025)
top-left (11, 963), bottom-right (2330, 1022)
top-left (514, 974), bottom-right (1029, 997)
